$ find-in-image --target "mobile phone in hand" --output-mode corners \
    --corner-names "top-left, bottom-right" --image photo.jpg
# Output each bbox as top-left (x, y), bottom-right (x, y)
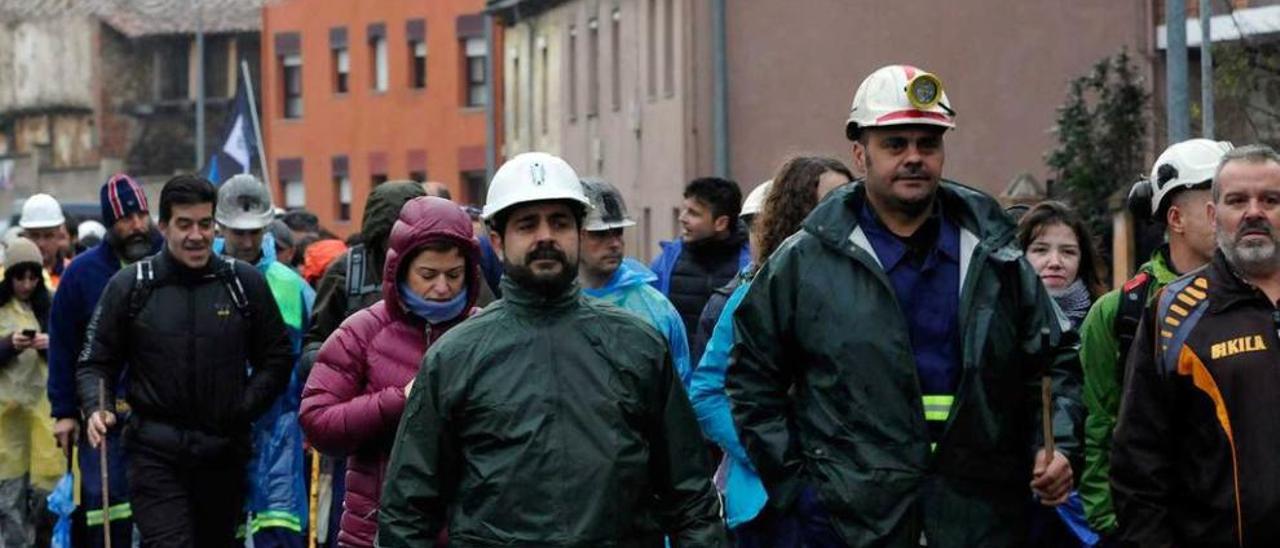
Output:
top-left (22, 329), bottom-right (36, 338)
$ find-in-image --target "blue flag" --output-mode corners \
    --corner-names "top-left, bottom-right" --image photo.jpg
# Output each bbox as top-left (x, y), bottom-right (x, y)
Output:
top-left (206, 77), bottom-right (258, 186)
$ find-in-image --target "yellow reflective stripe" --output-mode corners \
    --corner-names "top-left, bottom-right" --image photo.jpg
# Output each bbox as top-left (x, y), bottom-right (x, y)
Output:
top-left (249, 511), bottom-right (304, 534)
top-left (930, 442), bottom-right (938, 453)
top-left (86, 503), bottom-right (132, 526)
top-left (922, 394), bottom-right (954, 422)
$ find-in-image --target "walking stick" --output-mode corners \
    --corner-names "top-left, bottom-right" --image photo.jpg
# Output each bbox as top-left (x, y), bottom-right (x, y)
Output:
top-left (99, 379), bottom-right (112, 548)
top-left (1039, 328), bottom-right (1055, 458)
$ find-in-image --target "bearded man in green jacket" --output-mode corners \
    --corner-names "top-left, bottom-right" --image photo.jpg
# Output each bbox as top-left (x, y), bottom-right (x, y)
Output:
top-left (379, 152), bottom-right (726, 548)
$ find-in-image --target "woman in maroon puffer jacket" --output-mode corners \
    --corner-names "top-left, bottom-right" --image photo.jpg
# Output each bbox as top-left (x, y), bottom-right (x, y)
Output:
top-left (300, 197), bottom-right (480, 547)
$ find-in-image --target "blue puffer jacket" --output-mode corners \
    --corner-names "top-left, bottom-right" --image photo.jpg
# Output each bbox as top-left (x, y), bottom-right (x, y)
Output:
top-left (688, 276), bottom-right (766, 528)
top-left (215, 235), bottom-right (316, 538)
top-left (584, 258), bottom-right (693, 385)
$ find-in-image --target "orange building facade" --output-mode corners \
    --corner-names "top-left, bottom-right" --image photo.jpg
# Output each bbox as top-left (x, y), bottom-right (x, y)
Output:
top-left (261, 0), bottom-right (499, 236)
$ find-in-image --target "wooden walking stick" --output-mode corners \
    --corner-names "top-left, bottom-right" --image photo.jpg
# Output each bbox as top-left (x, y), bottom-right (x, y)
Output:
top-left (1040, 328), bottom-right (1055, 458)
top-left (99, 379), bottom-right (112, 548)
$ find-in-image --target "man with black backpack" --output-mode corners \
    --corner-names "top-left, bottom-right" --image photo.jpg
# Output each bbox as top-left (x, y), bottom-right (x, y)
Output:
top-left (76, 175), bottom-right (294, 547)
top-left (1078, 138), bottom-right (1231, 540)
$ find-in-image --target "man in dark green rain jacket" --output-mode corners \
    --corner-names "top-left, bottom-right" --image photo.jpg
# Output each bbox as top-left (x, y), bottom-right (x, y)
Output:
top-left (725, 64), bottom-right (1083, 547)
top-left (378, 152), bottom-right (725, 548)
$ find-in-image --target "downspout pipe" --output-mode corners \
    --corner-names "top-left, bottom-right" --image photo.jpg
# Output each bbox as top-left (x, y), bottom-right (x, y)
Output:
top-left (711, 0), bottom-right (728, 178)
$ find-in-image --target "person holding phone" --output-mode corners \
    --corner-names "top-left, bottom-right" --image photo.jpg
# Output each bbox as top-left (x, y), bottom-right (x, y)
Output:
top-left (0, 237), bottom-right (62, 547)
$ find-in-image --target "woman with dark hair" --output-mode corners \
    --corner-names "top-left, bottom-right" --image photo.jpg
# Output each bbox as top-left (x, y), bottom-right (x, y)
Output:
top-left (300, 197), bottom-right (480, 547)
top-left (0, 238), bottom-right (62, 547)
top-left (688, 156), bottom-right (852, 545)
top-left (1017, 201), bottom-right (1104, 547)
top-left (1017, 200), bottom-right (1106, 329)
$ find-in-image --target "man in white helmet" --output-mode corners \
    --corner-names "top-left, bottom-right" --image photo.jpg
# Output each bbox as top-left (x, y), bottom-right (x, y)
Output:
top-left (726, 65), bottom-right (1081, 546)
top-left (1078, 138), bottom-right (1230, 540)
top-left (213, 174), bottom-right (315, 547)
top-left (379, 152), bottom-right (726, 547)
top-left (18, 193), bottom-right (69, 289)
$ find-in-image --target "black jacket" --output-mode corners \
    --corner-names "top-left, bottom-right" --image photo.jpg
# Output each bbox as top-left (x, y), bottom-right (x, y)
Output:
top-left (1113, 250), bottom-right (1280, 547)
top-left (76, 248), bottom-right (293, 447)
top-left (668, 231), bottom-right (748, 345)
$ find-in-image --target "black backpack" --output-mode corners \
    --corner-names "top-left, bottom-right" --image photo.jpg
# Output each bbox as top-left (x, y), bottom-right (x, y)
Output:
top-left (1112, 271), bottom-right (1153, 384)
top-left (342, 244), bottom-right (381, 316)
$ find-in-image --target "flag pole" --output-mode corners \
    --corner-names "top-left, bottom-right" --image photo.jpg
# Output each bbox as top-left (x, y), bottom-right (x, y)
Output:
top-left (240, 60), bottom-right (272, 192)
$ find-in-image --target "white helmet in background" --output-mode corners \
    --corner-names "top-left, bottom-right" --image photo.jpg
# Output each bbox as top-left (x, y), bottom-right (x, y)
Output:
top-left (741, 180), bottom-right (772, 219)
top-left (77, 220), bottom-right (107, 241)
top-left (19, 193), bottom-right (65, 229)
top-left (845, 64), bottom-right (956, 141)
top-left (483, 152), bottom-right (591, 222)
top-left (1148, 138), bottom-right (1234, 216)
top-left (216, 174), bottom-right (275, 230)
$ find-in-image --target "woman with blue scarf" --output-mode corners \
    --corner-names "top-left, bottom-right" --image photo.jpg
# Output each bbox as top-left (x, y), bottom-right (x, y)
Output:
top-left (300, 197), bottom-right (480, 548)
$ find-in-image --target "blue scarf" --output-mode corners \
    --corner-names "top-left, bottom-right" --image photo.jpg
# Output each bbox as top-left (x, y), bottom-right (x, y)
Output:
top-left (398, 283), bottom-right (469, 324)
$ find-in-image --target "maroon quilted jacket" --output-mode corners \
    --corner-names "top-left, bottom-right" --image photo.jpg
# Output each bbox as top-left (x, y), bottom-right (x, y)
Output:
top-left (300, 197), bottom-right (480, 547)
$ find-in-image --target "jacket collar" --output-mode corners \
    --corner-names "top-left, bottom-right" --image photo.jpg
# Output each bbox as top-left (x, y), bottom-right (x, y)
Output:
top-left (500, 275), bottom-right (580, 313)
top-left (583, 258), bottom-right (656, 298)
top-left (1207, 249), bottom-right (1276, 314)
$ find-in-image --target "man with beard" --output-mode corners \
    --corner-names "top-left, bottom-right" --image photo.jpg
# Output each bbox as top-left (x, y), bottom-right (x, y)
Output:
top-left (213, 175), bottom-right (315, 548)
top-left (78, 175), bottom-right (293, 547)
top-left (1113, 144), bottom-right (1280, 546)
top-left (725, 64), bottom-right (1080, 546)
top-left (379, 152), bottom-right (726, 547)
top-left (46, 173), bottom-right (160, 547)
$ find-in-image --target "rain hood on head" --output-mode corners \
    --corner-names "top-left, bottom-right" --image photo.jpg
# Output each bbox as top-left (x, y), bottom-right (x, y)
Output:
top-left (361, 181), bottom-right (427, 264)
top-left (381, 197), bottom-right (482, 322)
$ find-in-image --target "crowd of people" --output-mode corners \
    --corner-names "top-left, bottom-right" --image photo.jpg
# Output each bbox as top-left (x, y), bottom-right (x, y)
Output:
top-left (1, 62), bottom-right (1278, 548)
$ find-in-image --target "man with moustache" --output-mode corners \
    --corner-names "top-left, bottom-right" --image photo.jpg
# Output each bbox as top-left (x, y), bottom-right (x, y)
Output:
top-left (77, 175), bottom-right (294, 547)
top-left (46, 173), bottom-right (161, 547)
top-left (1113, 144), bottom-right (1280, 546)
top-left (725, 64), bottom-right (1081, 546)
top-left (578, 179), bottom-right (692, 384)
top-left (379, 152), bottom-right (726, 547)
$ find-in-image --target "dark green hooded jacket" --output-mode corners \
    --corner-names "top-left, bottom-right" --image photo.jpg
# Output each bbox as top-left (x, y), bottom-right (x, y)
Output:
top-left (378, 277), bottom-right (726, 548)
top-left (726, 181), bottom-right (1083, 547)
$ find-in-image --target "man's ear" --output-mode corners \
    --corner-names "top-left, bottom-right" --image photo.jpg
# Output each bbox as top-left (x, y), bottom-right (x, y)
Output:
top-left (488, 229), bottom-right (505, 261)
top-left (852, 141), bottom-right (868, 176)
top-left (713, 215), bottom-right (730, 234)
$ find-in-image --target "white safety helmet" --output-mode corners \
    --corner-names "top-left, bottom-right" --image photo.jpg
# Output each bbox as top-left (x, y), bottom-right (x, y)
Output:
top-left (741, 180), bottom-right (772, 219)
top-left (19, 193), bottom-right (65, 229)
top-left (216, 174), bottom-right (276, 230)
top-left (77, 220), bottom-right (107, 241)
top-left (845, 64), bottom-right (956, 141)
top-left (1147, 138), bottom-right (1234, 216)
top-left (483, 152), bottom-right (591, 222)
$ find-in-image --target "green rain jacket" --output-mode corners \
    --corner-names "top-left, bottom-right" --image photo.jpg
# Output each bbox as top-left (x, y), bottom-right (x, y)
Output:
top-left (1078, 248), bottom-right (1179, 533)
top-left (378, 277), bottom-right (726, 548)
top-left (726, 181), bottom-right (1083, 547)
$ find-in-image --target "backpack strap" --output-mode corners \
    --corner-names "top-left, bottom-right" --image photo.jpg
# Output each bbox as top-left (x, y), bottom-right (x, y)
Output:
top-left (1114, 271), bottom-right (1153, 384)
top-left (218, 257), bottom-right (251, 318)
top-left (343, 244), bottom-right (380, 316)
top-left (1153, 274), bottom-right (1211, 378)
top-left (127, 258), bottom-right (156, 319)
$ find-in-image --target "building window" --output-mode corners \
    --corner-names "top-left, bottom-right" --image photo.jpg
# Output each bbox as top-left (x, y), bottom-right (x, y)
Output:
top-left (372, 173), bottom-right (388, 186)
top-left (282, 53), bottom-right (303, 118)
top-left (282, 179), bottom-right (306, 209)
top-left (411, 40), bottom-right (427, 89)
top-left (647, 0), bottom-right (656, 98)
top-left (663, 0), bottom-right (674, 96)
top-left (371, 36), bottom-right (389, 92)
top-left (462, 170), bottom-right (486, 205)
top-left (611, 9), bottom-right (621, 111)
top-left (409, 170), bottom-right (426, 183)
top-left (333, 156), bottom-right (350, 221)
top-left (464, 37), bottom-right (488, 107)
top-left (155, 38), bottom-right (190, 101)
top-left (335, 175), bottom-right (351, 221)
top-left (568, 25), bottom-right (577, 121)
top-left (333, 48), bottom-right (349, 93)
top-left (540, 41), bottom-right (549, 135)
top-left (587, 18), bottom-right (599, 117)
